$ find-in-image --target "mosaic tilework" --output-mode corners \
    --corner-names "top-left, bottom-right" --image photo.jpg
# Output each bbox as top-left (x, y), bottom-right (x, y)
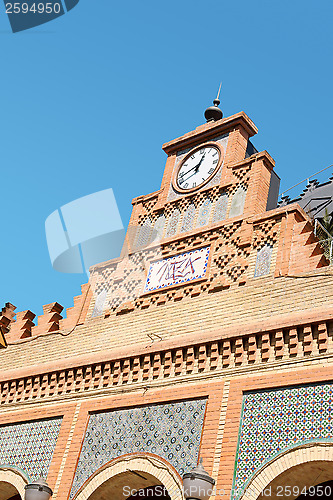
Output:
top-left (91, 289), bottom-right (107, 317)
top-left (196, 198), bottom-right (212, 227)
top-left (229, 186), bottom-right (247, 218)
top-left (135, 218), bottom-right (153, 248)
top-left (254, 244), bottom-right (273, 277)
top-left (70, 399), bottom-right (207, 498)
top-left (0, 417), bottom-right (62, 481)
top-left (233, 383), bottom-right (333, 499)
top-left (212, 193), bottom-right (228, 223)
top-left (166, 209), bottom-right (181, 237)
top-left (150, 214), bottom-right (166, 243)
top-left (144, 246), bottom-right (210, 292)
top-left (180, 204), bottom-right (196, 233)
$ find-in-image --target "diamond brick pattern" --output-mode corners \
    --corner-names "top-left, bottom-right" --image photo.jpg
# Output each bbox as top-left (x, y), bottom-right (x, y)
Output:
top-left (135, 190), bottom-right (233, 245)
top-left (0, 417), bottom-right (62, 481)
top-left (233, 383), bottom-right (333, 499)
top-left (70, 399), bottom-right (207, 498)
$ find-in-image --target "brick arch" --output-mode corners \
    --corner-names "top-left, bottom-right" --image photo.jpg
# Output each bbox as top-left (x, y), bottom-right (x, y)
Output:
top-left (239, 443), bottom-right (333, 500)
top-left (0, 467), bottom-right (28, 499)
top-left (73, 453), bottom-right (184, 500)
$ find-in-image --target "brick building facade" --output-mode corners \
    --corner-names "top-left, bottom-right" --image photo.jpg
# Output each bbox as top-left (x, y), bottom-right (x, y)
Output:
top-left (1, 108), bottom-right (333, 500)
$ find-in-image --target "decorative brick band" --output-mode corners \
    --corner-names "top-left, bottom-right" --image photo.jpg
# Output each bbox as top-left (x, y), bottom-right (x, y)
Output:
top-left (0, 319), bottom-right (331, 407)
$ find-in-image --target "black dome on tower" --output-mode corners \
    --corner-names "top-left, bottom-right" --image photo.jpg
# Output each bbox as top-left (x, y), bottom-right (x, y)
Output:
top-left (204, 84), bottom-right (223, 122)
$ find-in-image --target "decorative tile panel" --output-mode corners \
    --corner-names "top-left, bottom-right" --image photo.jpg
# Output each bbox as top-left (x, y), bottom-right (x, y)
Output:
top-left (144, 246), bottom-right (210, 292)
top-left (70, 399), bottom-right (207, 498)
top-left (212, 193), bottom-right (228, 223)
top-left (196, 198), bottom-right (212, 227)
top-left (229, 186), bottom-right (247, 218)
top-left (233, 383), bottom-right (333, 499)
top-left (180, 204), bottom-right (196, 233)
top-left (0, 417), bottom-right (62, 481)
top-left (166, 209), bottom-right (180, 237)
top-left (150, 214), bottom-right (166, 243)
top-left (135, 218), bottom-right (153, 249)
top-left (91, 289), bottom-right (107, 317)
top-left (254, 244), bottom-right (273, 277)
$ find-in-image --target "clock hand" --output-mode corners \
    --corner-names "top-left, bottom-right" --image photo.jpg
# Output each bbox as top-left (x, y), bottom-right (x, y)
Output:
top-left (182, 169), bottom-right (200, 182)
top-left (182, 162), bottom-right (207, 183)
top-left (181, 152), bottom-right (207, 178)
top-left (197, 152), bottom-right (206, 167)
top-left (182, 163), bottom-right (200, 177)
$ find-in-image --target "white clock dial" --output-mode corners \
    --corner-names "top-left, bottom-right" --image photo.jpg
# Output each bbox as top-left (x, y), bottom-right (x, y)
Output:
top-left (175, 145), bottom-right (221, 191)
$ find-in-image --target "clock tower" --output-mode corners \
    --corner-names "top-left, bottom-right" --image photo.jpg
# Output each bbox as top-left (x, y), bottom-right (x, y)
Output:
top-left (90, 97), bottom-right (282, 315)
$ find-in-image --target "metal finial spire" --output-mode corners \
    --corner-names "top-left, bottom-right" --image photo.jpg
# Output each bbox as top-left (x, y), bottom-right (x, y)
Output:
top-left (204, 84), bottom-right (223, 122)
top-left (216, 82), bottom-right (222, 101)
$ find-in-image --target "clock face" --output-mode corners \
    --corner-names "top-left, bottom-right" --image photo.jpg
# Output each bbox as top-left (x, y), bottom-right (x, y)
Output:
top-left (174, 144), bottom-right (222, 192)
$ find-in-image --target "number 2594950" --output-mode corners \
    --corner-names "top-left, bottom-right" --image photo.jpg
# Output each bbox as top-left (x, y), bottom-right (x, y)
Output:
top-left (6, 3), bottom-right (61, 14)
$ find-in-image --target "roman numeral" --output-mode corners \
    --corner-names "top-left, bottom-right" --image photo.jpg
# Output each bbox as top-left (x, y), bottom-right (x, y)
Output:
top-left (192, 182), bottom-right (197, 188)
top-left (212, 151), bottom-right (218, 156)
top-left (213, 159), bottom-right (218, 164)
top-left (208, 168), bottom-right (214, 174)
top-left (190, 155), bottom-right (195, 159)
top-left (184, 183), bottom-right (189, 188)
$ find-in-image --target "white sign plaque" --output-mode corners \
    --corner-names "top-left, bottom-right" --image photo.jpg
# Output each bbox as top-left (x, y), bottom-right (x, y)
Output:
top-left (144, 246), bottom-right (210, 293)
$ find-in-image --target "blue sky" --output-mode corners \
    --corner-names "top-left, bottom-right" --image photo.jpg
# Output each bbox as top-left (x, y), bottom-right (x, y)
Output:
top-left (0, 0), bottom-right (333, 317)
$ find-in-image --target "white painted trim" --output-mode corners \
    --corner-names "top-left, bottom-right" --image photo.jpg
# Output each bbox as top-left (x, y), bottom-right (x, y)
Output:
top-left (0, 467), bottom-right (29, 499)
top-left (239, 443), bottom-right (333, 500)
top-left (74, 454), bottom-right (184, 500)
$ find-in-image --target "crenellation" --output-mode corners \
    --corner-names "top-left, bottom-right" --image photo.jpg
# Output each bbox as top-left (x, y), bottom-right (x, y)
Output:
top-left (7, 309), bottom-right (35, 341)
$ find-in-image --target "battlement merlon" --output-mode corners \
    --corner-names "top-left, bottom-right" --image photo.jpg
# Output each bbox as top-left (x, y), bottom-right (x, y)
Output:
top-left (1, 283), bottom-right (91, 345)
